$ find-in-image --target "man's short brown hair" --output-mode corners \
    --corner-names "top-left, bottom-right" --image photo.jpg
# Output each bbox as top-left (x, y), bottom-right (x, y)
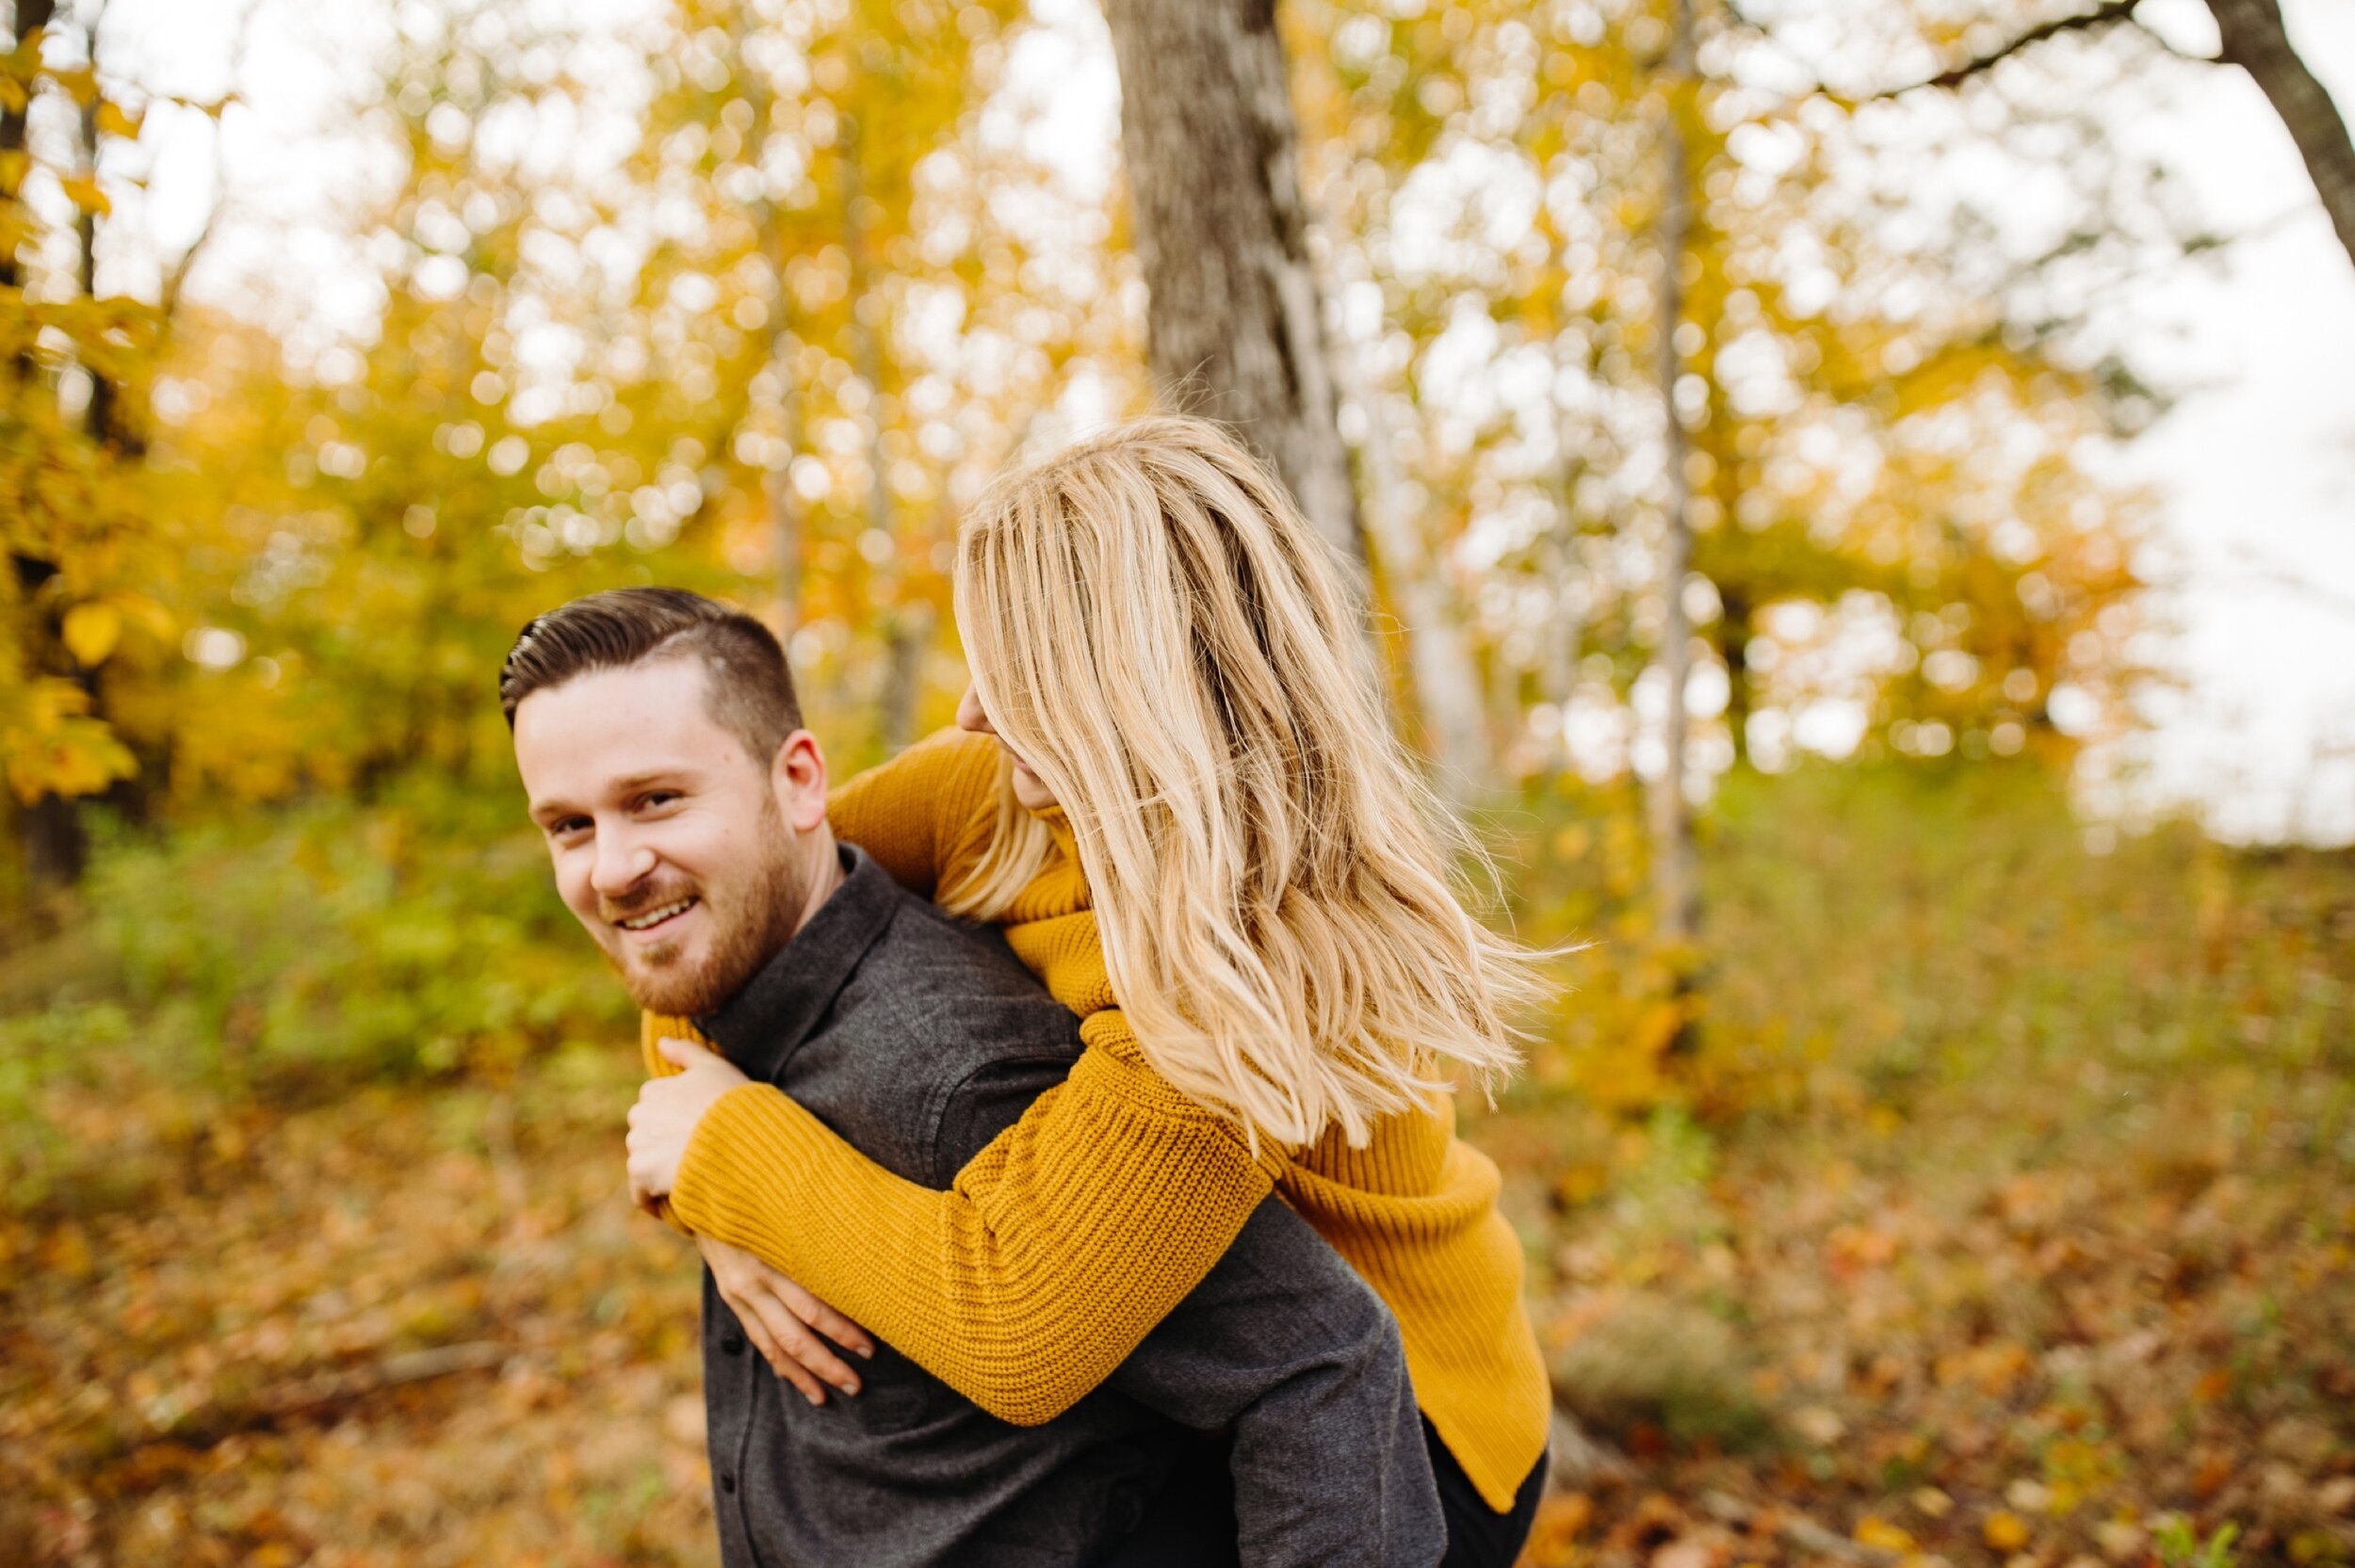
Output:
top-left (499, 588), bottom-right (803, 765)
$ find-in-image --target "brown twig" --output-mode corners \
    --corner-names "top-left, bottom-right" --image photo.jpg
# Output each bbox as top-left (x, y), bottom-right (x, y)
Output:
top-left (1864, 0), bottom-right (2148, 101)
top-left (126, 1342), bottom-right (514, 1454)
top-left (1700, 1489), bottom-right (1903, 1565)
top-left (254, 1342), bottom-right (512, 1421)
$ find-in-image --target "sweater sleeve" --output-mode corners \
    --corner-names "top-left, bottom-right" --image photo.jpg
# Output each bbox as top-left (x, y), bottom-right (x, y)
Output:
top-left (665, 1008), bottom-right (1290, 1426)
top-left (822, 725), bottom-right (1002, 897)
top-left (638, 1012), bottom-right (698, 1237)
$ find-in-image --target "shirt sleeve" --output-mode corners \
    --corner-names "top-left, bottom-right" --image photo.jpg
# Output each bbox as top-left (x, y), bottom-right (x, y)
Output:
top-left (666, 1007), bottom-right (1289, 1427)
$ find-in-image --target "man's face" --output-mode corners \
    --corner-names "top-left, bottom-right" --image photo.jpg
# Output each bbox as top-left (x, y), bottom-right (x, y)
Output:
top-left (513, 655), bottom-right (813, 1017)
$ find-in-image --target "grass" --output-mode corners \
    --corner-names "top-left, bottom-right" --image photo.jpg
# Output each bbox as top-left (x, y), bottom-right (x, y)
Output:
top-left (1473, 762), bottom-right (2355, 1566)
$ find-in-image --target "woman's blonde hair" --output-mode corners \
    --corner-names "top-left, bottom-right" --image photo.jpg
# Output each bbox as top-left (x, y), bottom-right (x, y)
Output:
top-left (941, 415), bottom-right (1543, 1150)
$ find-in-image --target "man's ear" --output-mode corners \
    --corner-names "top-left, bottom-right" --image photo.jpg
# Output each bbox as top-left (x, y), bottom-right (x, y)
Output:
top-left (772, 728), bottom-right (829, 832)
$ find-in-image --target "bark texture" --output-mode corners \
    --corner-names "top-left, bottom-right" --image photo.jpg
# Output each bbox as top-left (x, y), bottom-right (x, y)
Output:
top-left (9, 0), bottom-right (89, 891)
top-left (1329, 300), bottom-right (1491, 801)
top-left (2206, 0), bottom-right (2355, 271)
top-left (1648, 0), bottom-right (1701, 954)
top-left (1101, 0), bottom-right (1368, 600)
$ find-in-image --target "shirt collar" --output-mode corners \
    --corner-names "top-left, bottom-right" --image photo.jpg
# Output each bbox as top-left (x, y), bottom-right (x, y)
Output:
top-left (696, 841), bottom-right (900, 1084)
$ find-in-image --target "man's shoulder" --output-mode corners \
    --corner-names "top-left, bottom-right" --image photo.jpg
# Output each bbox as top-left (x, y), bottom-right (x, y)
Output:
top-left (810, 885), bottom-right (1080, 1184)
top-left (843, 884), bottom-right (1082, 1052)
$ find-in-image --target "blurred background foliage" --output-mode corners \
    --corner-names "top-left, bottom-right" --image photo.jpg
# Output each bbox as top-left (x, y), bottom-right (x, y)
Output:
top-left (3, 0), bottom-right (2170, 1099)
top-left (2, 0), bottom-right (2350, 1561)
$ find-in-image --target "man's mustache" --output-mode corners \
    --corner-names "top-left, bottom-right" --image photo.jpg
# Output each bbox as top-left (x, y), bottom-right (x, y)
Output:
top-left (598, 879), bottom-right (702, 925)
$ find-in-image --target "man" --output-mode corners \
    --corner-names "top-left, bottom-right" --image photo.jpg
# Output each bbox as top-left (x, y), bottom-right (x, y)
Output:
top-left (503, 588), bottom-right (1443, 1567)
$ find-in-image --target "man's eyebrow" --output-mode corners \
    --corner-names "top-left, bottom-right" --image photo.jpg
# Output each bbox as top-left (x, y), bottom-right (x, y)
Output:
top-left (611, 768), bottom-right (693, 794)
top-left (528, 768), bottom-right (697, 824)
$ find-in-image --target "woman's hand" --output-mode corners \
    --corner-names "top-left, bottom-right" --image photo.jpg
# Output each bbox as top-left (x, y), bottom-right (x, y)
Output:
top-left (626, 1037), bottom-right (751, 1213)
top-left (697, 1232), bottom-right (876, 1405)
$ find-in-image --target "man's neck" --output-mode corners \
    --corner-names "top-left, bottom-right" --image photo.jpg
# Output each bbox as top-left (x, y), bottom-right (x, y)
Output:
top-left (787, 825), bottom-right (847, 940)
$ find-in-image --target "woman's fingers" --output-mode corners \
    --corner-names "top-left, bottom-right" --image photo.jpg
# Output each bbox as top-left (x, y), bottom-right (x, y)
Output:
top-left (694, 1235), bottom-right (864, 1399)
top-left (738, 1301), bottom-right (832, 1406)
top-left (773, 1275), bottom-right (875, 1361)
top-left (745, 1285), bottom-right (863, 1399)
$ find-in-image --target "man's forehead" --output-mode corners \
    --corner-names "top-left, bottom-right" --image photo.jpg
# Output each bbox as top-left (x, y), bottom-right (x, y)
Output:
top-left (513, 661), bottom-right (739, 792)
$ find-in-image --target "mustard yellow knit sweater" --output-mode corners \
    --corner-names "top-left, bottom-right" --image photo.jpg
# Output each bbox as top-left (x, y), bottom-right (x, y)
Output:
top-left (648, 727), bottom-right (1550, 1510)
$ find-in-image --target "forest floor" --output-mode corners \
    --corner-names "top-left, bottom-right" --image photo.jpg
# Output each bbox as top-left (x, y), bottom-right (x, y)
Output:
top-left (3, 768), bottom-right (2350, 1566)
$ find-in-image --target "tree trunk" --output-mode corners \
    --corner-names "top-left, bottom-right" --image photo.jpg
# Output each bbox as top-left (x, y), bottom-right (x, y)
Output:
top-left (843, 111), bottom-right (922, 745)
top-left (725, 8), bottom-right (803, 639)
top-left (1, 0), bottom-right (58, 306)
top-left (1101, 0), bottom-right (1368, 605)
top-left (878, 603), bottom-right (934, 755)
top-left (1327, 293), bottom-right (1490, 801)
top-left (764, 332), bottom-right (804, 639)
top-left (9, 0), bottom-right (85, 891)
top-left (2206, 0), bottom-right (2355, 271)
top-left (1715, 581), bottom-right (1751, 769)
top-left (1541, 528), bottom-right (1585, 764)
top-left (21, 794), bottom-right (87, 888)
top-left (1650, 0), bottom-right (1701, 955)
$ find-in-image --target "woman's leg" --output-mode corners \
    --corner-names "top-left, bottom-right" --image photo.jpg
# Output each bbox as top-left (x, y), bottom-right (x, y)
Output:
top-left (1098, 1431), bottom-right (1243, 1568)
top-left (1426, 1415), bottom-right (1547, 1568)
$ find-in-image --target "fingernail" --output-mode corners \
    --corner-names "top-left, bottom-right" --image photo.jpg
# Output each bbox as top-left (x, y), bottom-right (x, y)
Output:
top-left (837, 1380), bottom-right (860, 1396)
top-left (804, 1388), bottom-right (824, 1406)
top-left (855, 1346), bottom-right (874, 1360)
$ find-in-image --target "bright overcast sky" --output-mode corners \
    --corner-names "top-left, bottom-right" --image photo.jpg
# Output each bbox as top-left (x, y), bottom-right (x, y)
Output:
top-left (90, 0), bottom-right (2355, 844)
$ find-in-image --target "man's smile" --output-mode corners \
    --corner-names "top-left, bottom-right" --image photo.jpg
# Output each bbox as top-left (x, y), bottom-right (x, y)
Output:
top-left (615, 895), bottom-right (702, 939)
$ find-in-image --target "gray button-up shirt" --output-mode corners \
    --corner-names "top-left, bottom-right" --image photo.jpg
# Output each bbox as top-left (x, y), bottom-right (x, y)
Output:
top-left (695, 842), bottom-right (1442, 1568)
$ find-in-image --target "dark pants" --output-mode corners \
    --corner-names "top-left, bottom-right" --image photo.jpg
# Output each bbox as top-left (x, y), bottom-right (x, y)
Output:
top-left (1428, 1414), bottom-right (1546, 1568)
top-left (1101, 1419), bottom-right (1546, 1567)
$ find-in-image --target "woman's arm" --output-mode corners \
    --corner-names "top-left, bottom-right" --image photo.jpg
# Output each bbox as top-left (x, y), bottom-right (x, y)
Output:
top-left (665, 1008), bottom-right (1288, 1425)
top-left (821, 724), bottom-right (1001, 897)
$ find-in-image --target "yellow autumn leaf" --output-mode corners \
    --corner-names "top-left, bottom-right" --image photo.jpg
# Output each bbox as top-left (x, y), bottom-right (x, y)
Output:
top-left (57, 173), bottom-right (111, 217)
top-left (1632, 998), bottom-right (1685, 1058)
top-left (96, 100), bottom-right (141, 140)
top-left (37, 726), bottom-right (138, 799)
top-left (1853, 1516), bottom-right (1915, 1553)
top-left (49, 65), bottom-right (98, 108)
top-left (108, 591), bottom-right (175, 642)
top-left (1983, 1511), bottom-right (2031, 1551)
top-left (62, 602), bottom-right (122, 667)
top-left (1, 680), bottom-right (136, 802)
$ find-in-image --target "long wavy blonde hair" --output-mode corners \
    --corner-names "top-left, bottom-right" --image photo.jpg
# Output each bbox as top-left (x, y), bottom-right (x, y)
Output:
top-left (940, 415), bottom-right (1543, 1150)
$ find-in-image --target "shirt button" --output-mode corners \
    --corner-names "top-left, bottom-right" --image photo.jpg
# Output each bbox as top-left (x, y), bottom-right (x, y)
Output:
top-left (721, 1472), bottom-right (738, 1495)
top-left (722, 1333), bottom-right (746, 1356)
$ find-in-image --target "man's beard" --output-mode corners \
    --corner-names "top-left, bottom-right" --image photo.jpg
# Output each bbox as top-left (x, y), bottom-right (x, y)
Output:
top-left (603, 796), bottom-right (805, 1018)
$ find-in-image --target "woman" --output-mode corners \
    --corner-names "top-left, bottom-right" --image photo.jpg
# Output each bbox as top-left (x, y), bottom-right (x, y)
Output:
top-left (635, 417), bottom-right (1553, 1563)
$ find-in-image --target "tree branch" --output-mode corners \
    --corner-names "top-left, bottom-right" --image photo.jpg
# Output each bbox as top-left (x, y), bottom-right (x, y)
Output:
top-left (2126, 15), bottom-right (2219, 65)
top-left (154, 0), bottom-right (252, 332)
top-left (1868, 0), bottom-right (2147, 101)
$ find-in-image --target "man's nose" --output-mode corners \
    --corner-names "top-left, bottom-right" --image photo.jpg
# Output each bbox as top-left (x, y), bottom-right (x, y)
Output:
top-left (590, 826), bottom-right (657, 899)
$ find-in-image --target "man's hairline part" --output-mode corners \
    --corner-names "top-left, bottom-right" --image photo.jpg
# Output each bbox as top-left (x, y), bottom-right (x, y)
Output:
top-left (510, 641), bottom-right (800, 777)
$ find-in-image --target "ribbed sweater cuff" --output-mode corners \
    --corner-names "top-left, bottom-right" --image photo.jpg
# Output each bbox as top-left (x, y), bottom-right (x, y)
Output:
top-left (670, 1082), bottom-right (912, 1261)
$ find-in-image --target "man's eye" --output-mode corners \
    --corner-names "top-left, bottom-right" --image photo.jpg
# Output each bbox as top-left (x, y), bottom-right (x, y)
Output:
top-left (642, 791), bottom-right (680, 809)
top-left (549, 817), bottom-right (590, 838)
